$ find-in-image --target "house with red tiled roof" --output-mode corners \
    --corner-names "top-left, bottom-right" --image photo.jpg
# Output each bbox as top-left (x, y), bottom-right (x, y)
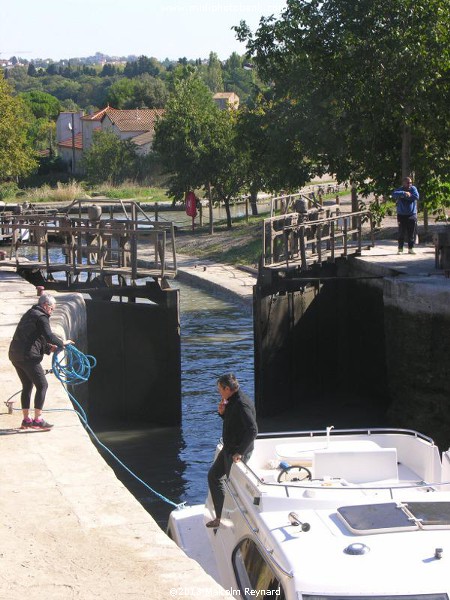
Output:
top-left (56, 106), bottom-right (164, 174)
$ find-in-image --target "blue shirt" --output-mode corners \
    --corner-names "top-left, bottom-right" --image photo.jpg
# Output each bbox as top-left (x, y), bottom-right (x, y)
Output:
top-left (392, 185), bottom-right (419, 217)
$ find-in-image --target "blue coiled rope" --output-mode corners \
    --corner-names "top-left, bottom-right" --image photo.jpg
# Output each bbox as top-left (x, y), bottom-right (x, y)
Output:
top-left (52, 344), bottom-right (96, 386)
top-left (52, 344), bottom-right (184, 509)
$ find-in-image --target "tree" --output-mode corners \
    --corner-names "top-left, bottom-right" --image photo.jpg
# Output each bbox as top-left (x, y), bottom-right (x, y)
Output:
top-left (222, 52), bottom-right (255, 101)
top-left (19, 90), bottom-right (60, 120)
top-left (203, 52), bottom-right (223, 93)
top-left (133, 74), bottom-right (168, 108)
top-left (82, 130), bottom-right (139, 184)
top-left (124, 55), bottom-right (162, 78)
top-left (107, 75), bottom-right (168, 109)
top-left (236, 0), bottom-right (450, 206)
top-left (153, 74), bottom-right (219, 209)
top-left (106, 78), bottom-right (136, 108)
top-left (153, 73), bottom-right (250, 229)
top-left (0, 75), bottom-right (37, 180)
top-left (100, 63), bottom-right (117, 77)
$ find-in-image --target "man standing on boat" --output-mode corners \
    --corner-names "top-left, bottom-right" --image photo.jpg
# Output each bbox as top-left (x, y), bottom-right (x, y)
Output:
top-left (206, 373), bottom-right (258, 528)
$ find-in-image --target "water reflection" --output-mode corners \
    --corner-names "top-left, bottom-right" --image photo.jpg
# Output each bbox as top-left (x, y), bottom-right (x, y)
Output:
top-left (96, 279), bottom-right (254, 527)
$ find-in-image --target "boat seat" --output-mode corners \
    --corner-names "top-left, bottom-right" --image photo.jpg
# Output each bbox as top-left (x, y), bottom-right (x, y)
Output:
top-left (313, 447), bottom-right (399, 483)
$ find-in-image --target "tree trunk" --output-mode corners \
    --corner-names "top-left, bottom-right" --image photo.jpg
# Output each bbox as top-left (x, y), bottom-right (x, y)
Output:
top-left (250, 185), bottom-right (259, 216)
top-left (224, 197), bottom-right (232, 229)
top-left (207, 182), bottom-right (214, 234)
top-left (351, 181), bottom-right (358, 241)
top-left (401, 122), bottom-right (411, 179)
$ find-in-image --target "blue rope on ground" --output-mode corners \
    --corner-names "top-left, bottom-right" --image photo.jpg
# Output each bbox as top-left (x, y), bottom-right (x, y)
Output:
top-left (48, 345), bottom-right (184, 510)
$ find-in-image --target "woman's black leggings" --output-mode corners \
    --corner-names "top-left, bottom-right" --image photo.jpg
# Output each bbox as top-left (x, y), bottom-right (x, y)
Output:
top-left (12, 360), bottom-right (48, 410)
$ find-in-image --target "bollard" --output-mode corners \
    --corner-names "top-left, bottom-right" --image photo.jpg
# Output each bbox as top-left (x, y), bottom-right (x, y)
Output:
top-left (36, 286), bottom-right (45, 296)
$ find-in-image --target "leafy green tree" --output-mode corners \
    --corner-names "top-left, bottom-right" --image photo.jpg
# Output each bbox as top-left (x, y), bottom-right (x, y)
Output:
top-left (124, 55), bottom-right (162, 78)
top-left (19, 90), bottom-right (60, 120)
top-left (106, 78), bottom-right (136, 108)
top-left (133, 74), bottom-right (168, 108)
top-left (236, 0), bottom-right (450, 207)
top-left (107, 75), bottom-right (168, 109)
top-left (203, 52), bottom-right (224, 93)
top-left (46, 63), bottom-right (59, 76)
top-left (153, 73), bottom-right (249, 228)
top-left (205, 107), bottom-right (250, 227)
top-left (82, 130), bottom-right (139, 184)
top-left (222, 52), bottom-right (254, 101)
top-left (0, 75), bottom-right (37, 180)
top-left (101, 63), bottom-right (118, 77)
top-left (41, 75), bottom-right (82, 102)
top-left (153, 75), bottom-right (218, 198)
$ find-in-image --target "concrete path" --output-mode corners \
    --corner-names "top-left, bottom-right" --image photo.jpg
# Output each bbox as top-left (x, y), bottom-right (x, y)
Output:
top-left (0, 265), bottom-right (226, 600)
top-left (357, 240), bottom-right (441, 278)
top-left (176, 255), bottom-right (255, 307)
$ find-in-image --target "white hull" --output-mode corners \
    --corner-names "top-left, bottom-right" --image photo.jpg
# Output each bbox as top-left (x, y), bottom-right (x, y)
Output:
top-left (169, 428), bottom-right (450, 599)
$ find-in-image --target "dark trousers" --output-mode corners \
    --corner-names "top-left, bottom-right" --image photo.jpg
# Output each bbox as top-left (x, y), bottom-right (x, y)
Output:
top-left (11, 360), bottom-right (48, 410)
top-left (207, 448), bottom-right (251, 520)
top-left (397, 215), bottom-right (417, 250)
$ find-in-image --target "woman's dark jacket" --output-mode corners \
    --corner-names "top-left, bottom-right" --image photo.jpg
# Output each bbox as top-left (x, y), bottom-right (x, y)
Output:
top-left (221, 389), bottom-right (258, 456)
top-left (9, 305), bottom-right (63, 363)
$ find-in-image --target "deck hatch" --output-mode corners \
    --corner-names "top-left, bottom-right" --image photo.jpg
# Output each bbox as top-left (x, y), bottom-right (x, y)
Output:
top-left (337, 503), bottom-right (415, 534)
top-left (337, 502), bottom-right (450, 534)
top-left (406, 502), bottom-right (450, 528)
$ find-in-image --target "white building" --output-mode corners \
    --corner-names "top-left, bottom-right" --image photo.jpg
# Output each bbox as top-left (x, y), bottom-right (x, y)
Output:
top-left (56, 106), bottom-right (164, 174)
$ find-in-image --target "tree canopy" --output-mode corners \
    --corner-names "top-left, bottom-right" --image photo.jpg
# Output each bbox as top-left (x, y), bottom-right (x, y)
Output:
top-left (82, 130), bottom-right (140, 185)
top-left (236, 0), bottom-right (450, 202)
top-left (153, 73), bottom-right (251, 228)
top-left (0, 75), bottom-right (37, 181)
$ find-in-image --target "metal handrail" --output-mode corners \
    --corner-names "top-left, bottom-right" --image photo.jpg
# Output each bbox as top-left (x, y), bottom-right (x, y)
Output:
top-left (263, 209), bottom-right (373, 268)
top-left (223, 478), bottom-right (294, 579)
top-left (256, 426), bottom-right (435, 445)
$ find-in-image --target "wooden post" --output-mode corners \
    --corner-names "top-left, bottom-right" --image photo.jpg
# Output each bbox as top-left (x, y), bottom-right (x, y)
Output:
top-left (208, 182), bottom-right (214, 234)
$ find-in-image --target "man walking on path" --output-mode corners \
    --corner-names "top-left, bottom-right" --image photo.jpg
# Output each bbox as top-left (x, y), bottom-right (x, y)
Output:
top-left (8, 292), bottom-right (74, 429)
top-left (392, 177), bottom-right (419, 255)
top-left (206, 373), bottom-right (258, 529)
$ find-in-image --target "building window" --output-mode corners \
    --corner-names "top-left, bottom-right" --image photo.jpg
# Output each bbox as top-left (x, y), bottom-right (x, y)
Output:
top-left (232, 538), bottom-right (285, 599)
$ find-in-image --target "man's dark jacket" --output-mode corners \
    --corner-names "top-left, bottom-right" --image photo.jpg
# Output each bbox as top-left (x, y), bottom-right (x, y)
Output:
top-left (9, 305), bottom-right (63, 363)
top-left (221, 389), bottom-right (258, 456)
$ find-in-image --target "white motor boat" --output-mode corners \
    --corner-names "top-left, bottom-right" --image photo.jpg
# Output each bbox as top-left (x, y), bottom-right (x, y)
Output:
top-left (168, 427), bottom-right (450, 599)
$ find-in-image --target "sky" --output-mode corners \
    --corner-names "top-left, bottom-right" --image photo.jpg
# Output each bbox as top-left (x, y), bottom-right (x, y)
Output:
top-left (1, 0), bottom-right (287, 63)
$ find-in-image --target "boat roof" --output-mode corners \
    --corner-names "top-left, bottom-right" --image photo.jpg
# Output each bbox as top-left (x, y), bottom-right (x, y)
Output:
top-left (229, 428), bottom-right (450, 595)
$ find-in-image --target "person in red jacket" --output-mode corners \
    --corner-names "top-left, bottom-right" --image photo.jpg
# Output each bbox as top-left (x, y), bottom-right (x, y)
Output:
top-left (206, 373), bottom-right (258, 528)
top-left (9, 293), bottom-right (74, 429)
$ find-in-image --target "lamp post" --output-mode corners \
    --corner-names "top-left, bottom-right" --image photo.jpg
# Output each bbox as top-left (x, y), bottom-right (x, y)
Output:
top-left (69, 113), bottom-right (76, 174)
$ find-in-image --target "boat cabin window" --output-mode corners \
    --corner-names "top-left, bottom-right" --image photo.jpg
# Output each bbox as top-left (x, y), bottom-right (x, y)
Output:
top-left (232, 538), bottom-right (285, 599)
